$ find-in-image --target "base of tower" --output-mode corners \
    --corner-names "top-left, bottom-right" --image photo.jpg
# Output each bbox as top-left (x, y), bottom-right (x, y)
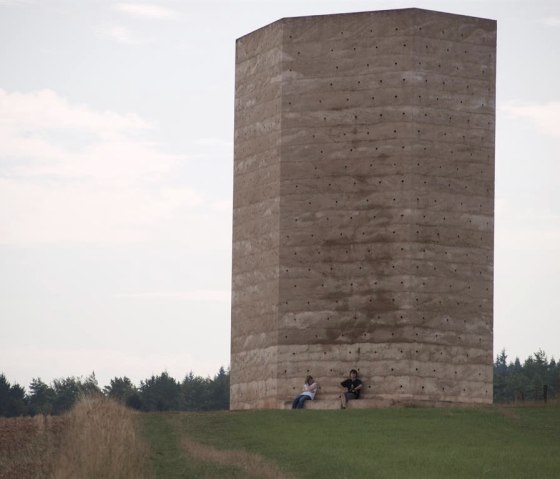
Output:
top-left (281, 395), bottom-right (491, 410)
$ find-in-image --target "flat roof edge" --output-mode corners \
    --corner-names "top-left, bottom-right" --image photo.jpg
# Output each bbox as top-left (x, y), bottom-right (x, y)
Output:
top-left (236, 8), bottom-right (496, 43)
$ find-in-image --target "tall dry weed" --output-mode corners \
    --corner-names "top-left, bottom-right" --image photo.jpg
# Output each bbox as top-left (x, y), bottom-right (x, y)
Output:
top-left (51, 396), bottom-right (151, 479)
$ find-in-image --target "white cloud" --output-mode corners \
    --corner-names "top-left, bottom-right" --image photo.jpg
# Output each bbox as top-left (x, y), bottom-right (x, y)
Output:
top-left (0, 88), bottom-right (173, 184)
top-left (0, 88), bottom-right (211, 245)
top-left (114, 3), bottom-right (178, 20)
top-left (501, 101), bottom-right (560, 138)
top-left (0, 89), bottom-right (149, 132)
top-left (99, 3), bottom-right (180, 45)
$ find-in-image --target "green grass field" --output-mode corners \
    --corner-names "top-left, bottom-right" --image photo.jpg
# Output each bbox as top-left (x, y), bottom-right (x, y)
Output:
top-left (140, 405), bottom-right (560, 478)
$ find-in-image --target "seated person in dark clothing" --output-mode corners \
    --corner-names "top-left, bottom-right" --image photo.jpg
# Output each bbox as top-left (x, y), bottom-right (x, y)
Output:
top-left (340, 369), bottom-right (363, 409)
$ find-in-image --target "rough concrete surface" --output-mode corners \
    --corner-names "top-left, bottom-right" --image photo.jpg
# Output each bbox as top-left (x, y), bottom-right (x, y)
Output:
top-left (231, 8), bottom-right (496, 409)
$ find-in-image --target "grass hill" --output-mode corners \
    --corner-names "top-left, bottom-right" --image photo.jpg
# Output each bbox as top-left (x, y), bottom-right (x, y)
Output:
top-left (141, 405), bottom-right (560, 478)
top-left (2, 398), bottom-right (559, 478)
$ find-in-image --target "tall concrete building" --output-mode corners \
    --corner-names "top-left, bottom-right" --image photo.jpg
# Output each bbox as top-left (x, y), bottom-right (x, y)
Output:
top-left (231, 8), bottom-right (496, 409)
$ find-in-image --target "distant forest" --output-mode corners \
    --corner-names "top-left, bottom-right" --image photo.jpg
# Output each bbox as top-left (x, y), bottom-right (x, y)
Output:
top-left (493, 349), bottom-right (559, 403)
top-left (1, 349), bottom-right (559, 417)
top-left (0, 367), bottom-right (229, 417)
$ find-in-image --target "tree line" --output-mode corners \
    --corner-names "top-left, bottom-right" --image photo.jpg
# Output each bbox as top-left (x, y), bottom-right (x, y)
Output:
top-left (493, 349), bottom-right (559, 403)
top-left (0, 367), bottom-right (229, 417)
top-left (2, 349), bottom-right (559, 417)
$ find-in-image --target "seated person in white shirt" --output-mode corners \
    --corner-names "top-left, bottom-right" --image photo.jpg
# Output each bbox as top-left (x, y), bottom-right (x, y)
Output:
top-left (291, 375), bottom-right (318, 409)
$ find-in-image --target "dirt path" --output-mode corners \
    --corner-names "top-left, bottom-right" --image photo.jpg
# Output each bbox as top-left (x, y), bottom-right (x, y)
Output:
top-left (181, 436), bottom-right (293, 479)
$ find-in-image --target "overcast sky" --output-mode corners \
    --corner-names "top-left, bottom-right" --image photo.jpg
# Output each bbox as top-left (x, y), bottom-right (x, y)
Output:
top-left (1, 0), bottom-right (559, 389)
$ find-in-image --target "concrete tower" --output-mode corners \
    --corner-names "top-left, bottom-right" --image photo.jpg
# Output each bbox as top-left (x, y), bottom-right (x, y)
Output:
top-left (231, 8), bottom-right (496, 409)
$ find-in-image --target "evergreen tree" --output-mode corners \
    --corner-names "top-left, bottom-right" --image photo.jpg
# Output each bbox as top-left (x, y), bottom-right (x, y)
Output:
top-left (0, 374), bottom-right (28, 417)
top-left (493, 349), bottom-right (509, 402)
top-left (81, 372), bottom-right (102, 396)
top-left (208, 367), bottom-right (229, 410)
top-left (28, 378), bottom-right (55, 416)
top-left (0, 374), bottom-right (10, 416)
top-left (52, 377), bottom-right (82, 414)
top-left (510, 357), bottom-right (528, 401)
top-left (139, 372), bottom-right (181, 411)
top-left (104, 376), bottom-right (137, 404)
top-left (182, 371), bottom-right (211, 411)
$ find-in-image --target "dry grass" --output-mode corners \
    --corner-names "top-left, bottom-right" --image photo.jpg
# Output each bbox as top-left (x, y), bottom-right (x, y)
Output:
top-left (1, 398), bottom-right (151, 479)
top-left (182, 436), bottom-right (293, 479)
top-left (0, 415), bottom-right (65, 479)
top-left (51, 396), bottom-right (151, 479)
